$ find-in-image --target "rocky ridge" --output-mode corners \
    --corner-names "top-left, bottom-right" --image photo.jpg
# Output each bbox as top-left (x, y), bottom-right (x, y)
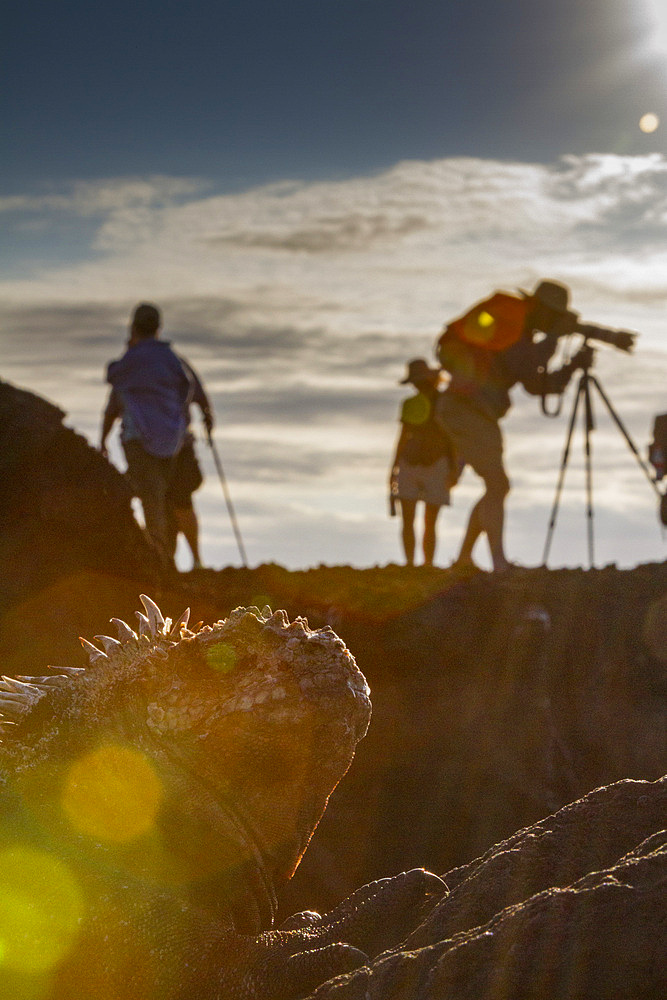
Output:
top-left (1, 379), bottom-right (665, 997)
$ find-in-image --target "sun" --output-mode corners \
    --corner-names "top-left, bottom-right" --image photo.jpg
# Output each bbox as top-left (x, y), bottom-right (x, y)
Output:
top-left (639, 112), bottom-right (660, 133)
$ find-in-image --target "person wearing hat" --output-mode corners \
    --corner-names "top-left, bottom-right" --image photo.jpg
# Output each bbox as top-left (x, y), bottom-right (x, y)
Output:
top-left (434, 279), bottom-right (593, 572)
top-left (389, 358), bottom-right (457, 567)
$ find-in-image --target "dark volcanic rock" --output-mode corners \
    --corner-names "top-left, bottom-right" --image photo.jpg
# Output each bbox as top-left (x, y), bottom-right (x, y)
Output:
top-left (305, 776), bottom-right (667, 999)
top-left (0, 380), bottom-right (157, 592)
top-left (280, 562), bottom-right (667, 917)
top-left (0, 380), bottom-right (159, 672)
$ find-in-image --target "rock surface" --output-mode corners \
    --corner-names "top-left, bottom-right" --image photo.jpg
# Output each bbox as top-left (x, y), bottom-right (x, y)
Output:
top-left (305, 776), bottom-right (667, 999)
top-left (1, 380), bottom-right (665, 997)
top-left (278, 560), bottom-right (667, 918)
top-left (0, 379), bottom-right (158, 594)
top-left (0, 379), bottom-right (160, 674)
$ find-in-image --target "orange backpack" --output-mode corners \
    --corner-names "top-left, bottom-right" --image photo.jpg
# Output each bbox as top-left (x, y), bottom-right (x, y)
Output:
top-left (436, 292), bottom-right (529, 359)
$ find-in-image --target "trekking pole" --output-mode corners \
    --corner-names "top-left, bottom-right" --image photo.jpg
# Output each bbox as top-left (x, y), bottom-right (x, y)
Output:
top-left (206, 430), bottom-right (249, 567)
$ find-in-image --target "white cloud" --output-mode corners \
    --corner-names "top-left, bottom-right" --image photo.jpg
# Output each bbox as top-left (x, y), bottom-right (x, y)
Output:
top-left (1, 153), bottom-right (666, 570)
top-left (641, 0), bottom-right (667, 58)
top-left (0, 176), bottom-right (207, 217)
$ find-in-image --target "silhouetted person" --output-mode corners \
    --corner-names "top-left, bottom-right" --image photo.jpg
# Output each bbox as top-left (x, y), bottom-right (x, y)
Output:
top-left (435, 280), bottom-right (592, 572)
top-left (390, 358), bottom-right (455, 566)
top-left (100, 303), bottom-right (204, 567)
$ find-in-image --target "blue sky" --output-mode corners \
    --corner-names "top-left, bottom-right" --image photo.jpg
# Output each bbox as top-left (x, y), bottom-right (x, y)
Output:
top-left (2, 0), bottom-right (667, 570)
top-left (4, 0), bottom-right (665, 191)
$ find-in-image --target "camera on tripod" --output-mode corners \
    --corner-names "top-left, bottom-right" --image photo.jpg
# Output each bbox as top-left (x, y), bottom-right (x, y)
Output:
top-left (543, 316), bottom-right (664, 566)
top-left (537, 309), bottom-right (638, 415)
top-left (548, 307), bottom-right (638, 356)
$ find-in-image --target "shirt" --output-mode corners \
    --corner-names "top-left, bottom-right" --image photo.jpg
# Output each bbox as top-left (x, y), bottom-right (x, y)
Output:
top-left (106, 339), bottom-right (192, 457)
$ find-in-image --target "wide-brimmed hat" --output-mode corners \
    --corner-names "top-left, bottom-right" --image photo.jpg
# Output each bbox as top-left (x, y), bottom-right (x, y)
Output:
top-left (399, 358), bottom-right (441, 385)
top-left (519, 279), bottom-right (570, 313)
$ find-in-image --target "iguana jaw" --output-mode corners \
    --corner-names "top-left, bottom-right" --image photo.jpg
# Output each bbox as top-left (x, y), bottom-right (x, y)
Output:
top-left (152, 607), bottom-right (371, 931)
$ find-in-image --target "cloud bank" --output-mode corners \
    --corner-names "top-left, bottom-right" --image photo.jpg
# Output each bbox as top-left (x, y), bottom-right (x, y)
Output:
top-left (1, 153), bottom-right (666, 570)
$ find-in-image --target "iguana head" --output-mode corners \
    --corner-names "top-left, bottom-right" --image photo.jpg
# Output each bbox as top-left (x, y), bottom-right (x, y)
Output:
top-left (0, 597), bottom-right (371, 933)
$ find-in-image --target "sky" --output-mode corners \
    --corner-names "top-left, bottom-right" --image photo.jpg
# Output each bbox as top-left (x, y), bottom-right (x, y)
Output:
top-left (2, 0), bottom-right (667, 571)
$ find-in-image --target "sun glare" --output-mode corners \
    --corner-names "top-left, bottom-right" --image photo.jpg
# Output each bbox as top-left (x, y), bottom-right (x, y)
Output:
top-left (643, 0), bottom-right (667, 55)
top-left (639, 112), bottom-right (660, 132)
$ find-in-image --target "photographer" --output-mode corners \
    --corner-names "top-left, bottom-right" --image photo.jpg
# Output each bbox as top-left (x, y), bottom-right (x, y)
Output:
top-left (435, 279), bottom-right (593, 573)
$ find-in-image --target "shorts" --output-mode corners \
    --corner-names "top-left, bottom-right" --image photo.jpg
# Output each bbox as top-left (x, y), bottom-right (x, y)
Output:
top-left (397, 454), bottom-right (450, 506)
top-left (123, 439), bottom-right (174, 505)
top-left (167, 437), bottom-right (204, 509)
top-left (436, 394), bottom-right (510, 496)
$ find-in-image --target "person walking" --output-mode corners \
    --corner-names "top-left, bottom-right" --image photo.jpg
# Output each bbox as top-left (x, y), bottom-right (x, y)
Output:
top-left (100, 303), bottom-right (195, 567)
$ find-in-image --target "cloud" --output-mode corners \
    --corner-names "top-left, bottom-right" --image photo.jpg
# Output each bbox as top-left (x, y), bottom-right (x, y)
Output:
top-left (0, 177), bottom-right (207, 217)
top-left (207, 212), bottom-right (429, 253)
top-left (2, 153), bottom-right (666, 569)
top-left (223, 383), bottom-right (395, 428)
top-left (548, 154), bottom-right (667, 245)
top-left (5, 152), bottom-right (667, 337)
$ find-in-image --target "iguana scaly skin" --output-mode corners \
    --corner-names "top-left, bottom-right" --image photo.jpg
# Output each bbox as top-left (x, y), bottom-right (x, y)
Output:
top-left (0, 596), bottom-right (422, 999)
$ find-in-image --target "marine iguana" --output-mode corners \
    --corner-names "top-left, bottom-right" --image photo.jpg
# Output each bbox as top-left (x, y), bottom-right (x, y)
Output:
top-left (0, 596), bottom-right (443, 999)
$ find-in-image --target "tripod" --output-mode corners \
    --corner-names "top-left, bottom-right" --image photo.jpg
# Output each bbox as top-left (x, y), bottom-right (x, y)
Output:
top-left (542, 364), bottom-right (662, 567)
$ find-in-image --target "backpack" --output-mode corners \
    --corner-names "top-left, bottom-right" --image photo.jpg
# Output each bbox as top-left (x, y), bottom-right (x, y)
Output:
top-left (436, 292), bottom-right (529, 363)
top-left (401, 393), bottom-right (453, 467)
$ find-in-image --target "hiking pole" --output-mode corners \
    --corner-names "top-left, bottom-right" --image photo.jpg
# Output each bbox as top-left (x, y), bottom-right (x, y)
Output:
top-left (206, 430), bottom-right (249, 567)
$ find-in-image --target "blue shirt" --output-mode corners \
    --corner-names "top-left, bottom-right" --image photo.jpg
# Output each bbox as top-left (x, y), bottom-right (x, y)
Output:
top-left (106, 339), bottom-right (192, 457)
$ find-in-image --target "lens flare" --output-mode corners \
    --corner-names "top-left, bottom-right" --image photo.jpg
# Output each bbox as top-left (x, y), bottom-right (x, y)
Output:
top-left (0, 847), bottom-right (84, 973)
top-left (251, 595), bottom-right (274, 614)
top-left (62, 743), bottom-right (164, 842)
top-left (464, 309), bottom-right (497, 346)
top-left (205, 641), bottom-right (237, 674)
top-left (401, 391), bottom-right (431, 426)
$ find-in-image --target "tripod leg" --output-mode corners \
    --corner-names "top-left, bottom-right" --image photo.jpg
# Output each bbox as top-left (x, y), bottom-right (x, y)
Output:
top-left (543, 375), bottom-right (584, 565)
top-left (583, 373), bottom-right (595, 568)
top-left (588, 376), bottom-right (663, 497)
